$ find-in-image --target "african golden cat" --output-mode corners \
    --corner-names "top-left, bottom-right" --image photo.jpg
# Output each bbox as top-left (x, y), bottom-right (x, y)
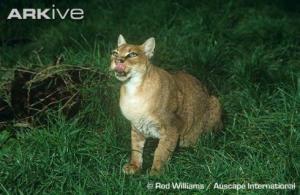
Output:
top-left (110, 35), bottom-right (222, 176)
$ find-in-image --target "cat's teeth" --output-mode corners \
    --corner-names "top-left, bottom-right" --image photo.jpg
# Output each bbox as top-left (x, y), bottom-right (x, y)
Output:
top-left (116, 71), bottom-right (127, 77)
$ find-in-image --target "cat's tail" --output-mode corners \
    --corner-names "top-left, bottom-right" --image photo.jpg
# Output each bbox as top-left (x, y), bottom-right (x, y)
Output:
top-left (206, 96), bottom-right (223, 131)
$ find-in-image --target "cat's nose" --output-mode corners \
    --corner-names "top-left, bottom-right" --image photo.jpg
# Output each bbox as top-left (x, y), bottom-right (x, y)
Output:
top-left (115, 58), bottom-right (124, 63)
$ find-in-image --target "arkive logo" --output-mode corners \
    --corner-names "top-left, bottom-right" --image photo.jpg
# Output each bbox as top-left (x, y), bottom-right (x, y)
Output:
top-left (7, 4), bottom-right (84, 20)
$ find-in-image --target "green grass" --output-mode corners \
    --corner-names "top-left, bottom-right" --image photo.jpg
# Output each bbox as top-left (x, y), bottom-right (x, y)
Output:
top-left (0, 0), bottom-right (299, 194)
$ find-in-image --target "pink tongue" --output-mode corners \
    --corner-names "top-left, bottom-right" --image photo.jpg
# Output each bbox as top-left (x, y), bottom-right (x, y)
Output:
top-left (116, 63), bottom-right (125, 72)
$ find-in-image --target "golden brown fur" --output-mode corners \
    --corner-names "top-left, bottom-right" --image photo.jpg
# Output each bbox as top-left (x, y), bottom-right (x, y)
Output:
top-left (110, 35), bottom-right (222, 175)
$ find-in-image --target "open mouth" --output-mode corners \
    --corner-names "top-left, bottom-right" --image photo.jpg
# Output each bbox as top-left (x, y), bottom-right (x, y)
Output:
top-left (114, 70), bottom-right (131, 81)
top-left (115, 71), bottom-right (127, 77)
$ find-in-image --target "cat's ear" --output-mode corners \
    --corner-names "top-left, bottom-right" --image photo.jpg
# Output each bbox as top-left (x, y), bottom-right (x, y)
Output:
top-left (142, 37), bottom-right (155, 58)
top-left (118, 34), bottom-right (126, 47)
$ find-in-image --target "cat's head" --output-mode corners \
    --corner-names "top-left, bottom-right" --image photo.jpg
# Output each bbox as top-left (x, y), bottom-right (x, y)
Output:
top-left (110, 34), bottom-right (155, 82)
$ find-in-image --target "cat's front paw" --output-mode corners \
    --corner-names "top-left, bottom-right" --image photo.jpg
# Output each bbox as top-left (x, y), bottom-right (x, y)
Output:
top-left (149, 168), bottom-right (162, 176)
top-left (123, 163), bottom-right (141, 175)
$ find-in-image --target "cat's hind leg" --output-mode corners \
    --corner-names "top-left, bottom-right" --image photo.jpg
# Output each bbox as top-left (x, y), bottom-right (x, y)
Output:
top-left (179, 96), bottom-right (222, 148)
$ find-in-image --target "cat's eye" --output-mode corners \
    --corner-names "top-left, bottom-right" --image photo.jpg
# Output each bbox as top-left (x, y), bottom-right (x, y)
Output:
top-left (111, 50), bottom-right (118, 57)
top-left (127, 52), bottom-right (138, 58)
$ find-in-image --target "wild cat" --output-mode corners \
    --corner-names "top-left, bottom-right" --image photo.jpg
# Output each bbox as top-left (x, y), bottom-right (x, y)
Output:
top-left (110, 35), bottom-right (222, 176)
